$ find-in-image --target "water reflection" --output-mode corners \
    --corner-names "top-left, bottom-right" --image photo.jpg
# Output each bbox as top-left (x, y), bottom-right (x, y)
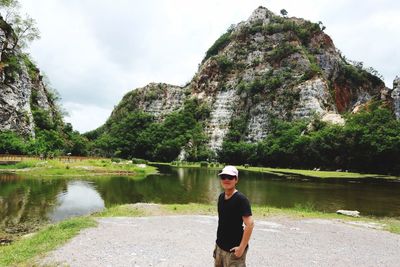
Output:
top-left (1, 166), bottom-right (400, 229)
top-left (49, 181), bottom-right (104, 222)
top-left (0, 174), bottom-right (66, 229)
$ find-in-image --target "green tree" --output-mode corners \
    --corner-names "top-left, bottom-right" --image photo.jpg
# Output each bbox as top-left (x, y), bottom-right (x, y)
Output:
top-left (0, 131), bottom-right (26, 154)
top-left (0, 0), bottom-right (40, 50)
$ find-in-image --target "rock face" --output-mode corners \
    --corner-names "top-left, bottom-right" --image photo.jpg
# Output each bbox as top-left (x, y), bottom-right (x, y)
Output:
top-left (110, 83), bottom-right (185, 121)
top-left (106, 7), bottom-right (393, 158)
top-left (0, 16), bottom-right (59, 137)
top-left (391, 76), bottom-right (400, 119)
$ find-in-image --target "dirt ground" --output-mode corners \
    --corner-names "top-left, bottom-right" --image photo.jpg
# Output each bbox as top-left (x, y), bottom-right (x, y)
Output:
top-left (40, 214), bottom-right (400, 266)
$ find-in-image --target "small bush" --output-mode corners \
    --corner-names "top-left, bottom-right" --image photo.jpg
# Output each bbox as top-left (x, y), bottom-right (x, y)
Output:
top-left (200, 161), bottom-right (208, 168)
top-left (204, 28), bottom-right (233, 62)
top-left (132, 158), bottom-right (148, 164)
top-left (214, 55), bottom-right (234, 72)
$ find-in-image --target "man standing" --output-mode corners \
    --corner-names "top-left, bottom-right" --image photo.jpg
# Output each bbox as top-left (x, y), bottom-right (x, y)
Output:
top-left (214, 165), bottom-right (254, 267)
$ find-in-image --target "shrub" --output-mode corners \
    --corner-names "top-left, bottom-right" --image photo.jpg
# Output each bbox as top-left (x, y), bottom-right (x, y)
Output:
top-left (200, 161), bottom-right (208, 168)
top-left (132, 158), bottom-right (148, 164)
top-left (269, 43), bottom-right (298, 64)
top-left (203, 27), bottom-right (233, 62)
top-left (214, 55), bottom-right (234, 72)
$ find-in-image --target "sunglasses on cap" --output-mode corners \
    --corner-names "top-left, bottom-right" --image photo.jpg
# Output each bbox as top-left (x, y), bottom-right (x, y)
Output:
top-left (219, 174), bottom-right (236, 180)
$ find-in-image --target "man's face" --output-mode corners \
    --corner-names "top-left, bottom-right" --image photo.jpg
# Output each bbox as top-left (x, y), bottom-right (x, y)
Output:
top-left (219, 174), bottom-right (238, 190)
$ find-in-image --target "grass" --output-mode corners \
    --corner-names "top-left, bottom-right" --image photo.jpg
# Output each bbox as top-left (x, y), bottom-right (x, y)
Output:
top-left (3, 160), bottom-right (395, 179)
top-left (94, 203), bottom-right (400, 234)
top-left (0, 159), bottom-right (157, 178)
top-left (241, 166), bottom-right (395, 179)
top-left (1, 203), bottom-right (399, 266)
top-left (157, 162), bottom-right (396, 179)
top-left (0, 217), bottom-right (96, 267)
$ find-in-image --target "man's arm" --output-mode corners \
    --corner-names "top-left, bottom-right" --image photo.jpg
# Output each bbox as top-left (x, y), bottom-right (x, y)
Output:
top-left (230, 215), bottom-right (254, 257)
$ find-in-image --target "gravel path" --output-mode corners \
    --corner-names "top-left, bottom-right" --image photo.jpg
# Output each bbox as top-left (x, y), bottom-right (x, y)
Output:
top-left (41, 215), bottom-right (400, 267)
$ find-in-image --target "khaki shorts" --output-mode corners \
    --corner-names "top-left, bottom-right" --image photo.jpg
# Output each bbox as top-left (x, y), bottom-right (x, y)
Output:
top-left (213, 244), bottom-right (248, 267)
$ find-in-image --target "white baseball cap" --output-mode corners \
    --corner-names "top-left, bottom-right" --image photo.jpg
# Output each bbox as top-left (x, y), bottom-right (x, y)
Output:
top-left (218, 165), bottom-right (239, 177)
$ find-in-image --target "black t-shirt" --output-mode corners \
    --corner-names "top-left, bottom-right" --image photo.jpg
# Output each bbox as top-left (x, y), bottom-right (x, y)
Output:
top-left (216, 191), bottom-right (252, 252)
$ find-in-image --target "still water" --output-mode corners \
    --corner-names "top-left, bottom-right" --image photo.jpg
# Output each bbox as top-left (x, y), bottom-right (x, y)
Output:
top-left (1, 165), bottom-right (400, 229)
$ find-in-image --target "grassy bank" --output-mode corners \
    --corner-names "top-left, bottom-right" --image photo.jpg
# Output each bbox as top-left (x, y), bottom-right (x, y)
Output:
top-left (0, 217), bottom-right (96, 267)
top-left (0, 159), bottom-right (157, 178)
top-left (97, 203), bottom-right (400, 234)
top-left (1, 203), bottom-right (399, 266)
top-left (159, 162), bottom-right (396, 179)
top-left (237, 166), bottom-right (396, 179)
top-left (3, 159), bottom-right (395, 179)
top-left (97, 203), bottom-right (400, 235)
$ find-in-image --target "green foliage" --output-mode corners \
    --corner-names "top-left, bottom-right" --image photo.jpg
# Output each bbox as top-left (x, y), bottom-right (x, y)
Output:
top-left (32, 108), bottom-right (54, 130)
top-left (200, 161), bottom-right (208, 167)
top-left (21, 53), bottom-right (37, 80)
top-left (248, 19), bottom-right (264, 35)
top-left (225, 115), bottom-right (249, 142)
top-left (1, 52), bottom-right (22, 81)
top-left (219, 104), bottom-right (400, 174)
top-left (92, 98), bottom-right (211, 162)
top-left (296, 21), bottom-right (320, 43)
top-left (132, 158), bottom-right (148, 164)
top-left (0, 125), bottom-right (89, 157)
top-left (237, 70), bottom-right (287, 96)
top-left (339, 61), bottom-right (383, 88)
top-left (261, 17), bottom-right (322, 45)
top-left (269, 43), bottom-right (299, 64)
top-left (214, 55), bottom-right (233, 72)
top-left (300, 52), bottom-right (322, 81)
top-left (0, 0), bottom-right (16, 7)
top-left (219, 141), bottom-right (257, 165)
top-left (203, 27), bottom-right (233, 62)
top-left (0, 0), bottom-right (40, 49)
top-left (0, 131), bottom-right (27, 154)
top-left (111, 158), bottom-right (121, 163)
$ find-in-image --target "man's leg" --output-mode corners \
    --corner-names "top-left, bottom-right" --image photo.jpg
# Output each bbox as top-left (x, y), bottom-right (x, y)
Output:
top-left (214, 245), bottom-right (223, 267)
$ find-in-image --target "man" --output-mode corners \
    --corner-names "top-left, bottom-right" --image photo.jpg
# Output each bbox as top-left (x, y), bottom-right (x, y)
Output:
top-left (214, 165), bottom-right (254, 267)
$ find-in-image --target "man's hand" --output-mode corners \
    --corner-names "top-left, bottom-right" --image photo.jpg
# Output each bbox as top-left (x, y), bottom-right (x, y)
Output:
top-left (230, 246), bottom-right (245, 258)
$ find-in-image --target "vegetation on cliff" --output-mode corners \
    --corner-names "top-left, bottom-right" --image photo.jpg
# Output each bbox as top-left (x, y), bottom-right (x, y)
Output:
top-left (0, 0), bottom-right (89, 157)
top-left (220, 102), bottom-right (400, 174)
top-left (87, 98), bottom-right (213, 162)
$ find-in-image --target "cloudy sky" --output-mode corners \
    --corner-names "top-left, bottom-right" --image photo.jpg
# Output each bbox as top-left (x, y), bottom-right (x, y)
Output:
top-left (18, 0), bottom-right (400, 133)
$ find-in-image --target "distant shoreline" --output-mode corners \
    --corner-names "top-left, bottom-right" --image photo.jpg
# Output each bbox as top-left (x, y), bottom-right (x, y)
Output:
top-left (158, 162), bottom-right (398, 179)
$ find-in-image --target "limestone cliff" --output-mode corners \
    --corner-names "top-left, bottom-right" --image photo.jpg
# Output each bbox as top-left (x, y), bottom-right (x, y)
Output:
top-left (105, 7), bottom-right (394, 157)
top-left (390, 76), bottom-right (400, 119)
top-left (0, 16), bottom-right (60, 137)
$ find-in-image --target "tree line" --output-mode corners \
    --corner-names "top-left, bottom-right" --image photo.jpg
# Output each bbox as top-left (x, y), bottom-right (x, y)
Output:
top-left (219, 102), bottom-right (400, 174)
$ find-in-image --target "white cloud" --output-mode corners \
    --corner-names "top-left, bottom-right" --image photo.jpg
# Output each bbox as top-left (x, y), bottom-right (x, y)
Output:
top-left (18, 0), bottom-right (400, 133)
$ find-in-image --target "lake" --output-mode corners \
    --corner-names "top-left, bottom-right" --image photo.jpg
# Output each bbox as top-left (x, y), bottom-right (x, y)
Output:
top-left (1, 165), bottom-right (400, 230)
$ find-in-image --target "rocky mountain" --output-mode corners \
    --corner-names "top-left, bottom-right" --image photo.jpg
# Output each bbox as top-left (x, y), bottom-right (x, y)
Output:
top-left (0, 16), bottom-right (61, 137)
top-left (94, 7), bottom-right (399, 161)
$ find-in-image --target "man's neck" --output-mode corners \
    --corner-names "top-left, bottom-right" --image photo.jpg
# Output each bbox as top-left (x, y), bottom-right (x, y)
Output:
top-left (224, 188), bottom-right (237, 199)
